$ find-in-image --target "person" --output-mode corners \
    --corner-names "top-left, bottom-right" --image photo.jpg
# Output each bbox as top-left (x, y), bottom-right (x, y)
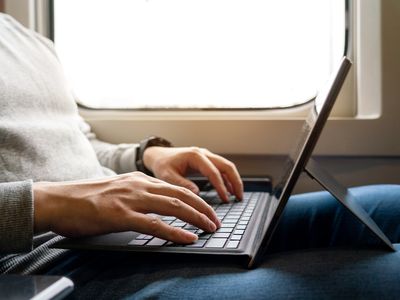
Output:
top-left (0, 12), bottom-right (240, 271)
top-left (1, 13), bottom-right (400, 298)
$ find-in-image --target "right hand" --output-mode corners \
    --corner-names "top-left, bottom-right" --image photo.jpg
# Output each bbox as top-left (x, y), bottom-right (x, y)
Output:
top-left (33, 172), bottom-right (221, 244)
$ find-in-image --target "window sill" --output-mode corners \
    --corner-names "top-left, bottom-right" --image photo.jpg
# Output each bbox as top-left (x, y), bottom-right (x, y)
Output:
top-left (79, 104), bottom-right (397, 157)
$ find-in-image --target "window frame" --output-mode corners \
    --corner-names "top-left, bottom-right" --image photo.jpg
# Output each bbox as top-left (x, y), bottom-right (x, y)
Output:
top-left (7, 0), bottom-right (400, 156)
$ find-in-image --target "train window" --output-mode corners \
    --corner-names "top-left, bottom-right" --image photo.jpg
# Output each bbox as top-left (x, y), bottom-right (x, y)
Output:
top-left (53, 0), bottom-right (345, 110)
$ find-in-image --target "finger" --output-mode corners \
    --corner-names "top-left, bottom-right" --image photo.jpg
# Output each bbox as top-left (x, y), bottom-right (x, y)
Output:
top-left (204, 152), bottom-right (243, 200)
top-left (223, 173), bottom-right (234, 195)
top-left (147, 183), bottom-right (221, 227)
top-left (137, 193), bottom-right (218, 233)
top-left (162, 169), bottom-right (200, 195)
top-left (188, 152), bottom-right (230, 202)
top-left (129, 212), bottom-right (198, 244)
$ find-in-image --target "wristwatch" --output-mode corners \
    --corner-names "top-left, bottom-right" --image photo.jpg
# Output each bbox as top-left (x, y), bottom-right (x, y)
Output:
top-left (135, 136), bottom-right (173, 175)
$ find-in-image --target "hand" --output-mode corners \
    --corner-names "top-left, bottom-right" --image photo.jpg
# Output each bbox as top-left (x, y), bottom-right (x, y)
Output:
top-left (33, 172), bottom-right (221, 244)
top-left (143, 146), bottom-right (243, 202)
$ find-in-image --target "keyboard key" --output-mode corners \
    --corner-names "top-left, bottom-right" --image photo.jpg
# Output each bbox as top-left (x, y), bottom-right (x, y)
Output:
top-left (147, 238), bottom-right (167, 246)
top-left (233, 229), bottom-right (245, 235)
top-left (206, 191), bottom-right (218, 198)
top-left (206, 238), bottom-right (227, 248)
top-left (236, 225), bottom-right (247, 230)
top-left (136, 234), bottom-right (153, 240)
top-left (217, 228), bottom-right (233, 233)
top-left (230, 235), bottom-right (242, 241)
top-left (231, 209), bottom-right (244, 212)
top-left (185, 239), bottom-right (207, 248)
top-left (221, 223), bottom-right (236, 228)
top-left (198, 233), bottom-right (212, 239)
top-left (223, 218), bottom-right (239, 223)
top-left (184, 224), bottom-right (198, 230)
top-left (162, 216), bottom-right (176, 221)
top-left (226, 213), bottom-right (241, 217)
top-left (213, 232), bottom-right (230, 238)
top-left (238, 220), bottom-right (249, 225)
top-left (216, 208), bottom-right (229, 212)
top-left (199, 191), bottom-right (208, 198)
top-left (171, 221), bottom-right (186, 227)
top-left (228, 195), bottom-right (238, 202)
top-left (128, 239), bottom-right (148, 246)
top-left (227, 241), bottom-right (240, 248)
top-left (240, 217), bottom-right (250, 221)
top-left (243, 194), bottom-right (252, 200)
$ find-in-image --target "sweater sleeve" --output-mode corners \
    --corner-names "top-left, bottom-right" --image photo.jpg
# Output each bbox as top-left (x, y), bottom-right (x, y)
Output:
top-left (0, 180), bottom-right (33, 254)
top-left (77, 116), bottom-right (140, 174)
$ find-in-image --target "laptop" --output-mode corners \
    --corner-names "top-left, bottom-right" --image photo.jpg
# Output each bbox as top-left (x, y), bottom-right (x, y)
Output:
top-left (53, 57), bottom-right (395, 268)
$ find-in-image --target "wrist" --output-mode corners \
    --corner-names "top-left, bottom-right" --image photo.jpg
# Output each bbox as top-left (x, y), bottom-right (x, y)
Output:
top-left (33, 182), bottom-right (52, 233)
top-left (142, 146), bottom-right (162, 173)
top-left (135, 136), bottom-right (172, 175)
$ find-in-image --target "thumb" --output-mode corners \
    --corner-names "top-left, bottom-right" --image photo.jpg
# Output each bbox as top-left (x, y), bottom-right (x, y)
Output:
top-left (167, 171), bottom-right (200, 194)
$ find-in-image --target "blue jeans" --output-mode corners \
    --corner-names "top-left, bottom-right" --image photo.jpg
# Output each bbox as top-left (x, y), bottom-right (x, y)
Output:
top-left (48, 185), bottom-right (400, 299)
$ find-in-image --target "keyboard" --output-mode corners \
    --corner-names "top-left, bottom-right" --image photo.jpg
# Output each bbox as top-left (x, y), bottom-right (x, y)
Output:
top-left (128, 191), bottom-right (260, 249)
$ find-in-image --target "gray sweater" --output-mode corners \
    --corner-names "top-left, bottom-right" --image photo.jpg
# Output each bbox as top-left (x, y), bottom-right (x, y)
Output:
top-left (0, 13), bottom-right (139, 273)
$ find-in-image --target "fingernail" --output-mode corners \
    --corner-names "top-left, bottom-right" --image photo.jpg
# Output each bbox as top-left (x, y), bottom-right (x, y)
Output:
top-left (239, 189), bottom-right (244, 201)
top-left (208, 220), bottom-right (217, 232)
top-left (224, 193), bottom-right (230, 203)
top-left (184, 231), bottom-right (198, 241)
top-left (215, 217), bottom-right (222, 228)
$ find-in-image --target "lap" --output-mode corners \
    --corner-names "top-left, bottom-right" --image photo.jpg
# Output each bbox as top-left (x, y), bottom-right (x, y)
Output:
top-left (269, 184), bottom-right (400, 252)
top-left (60, 245), bottom-right (400, 299)
top-left (48, 185), bottom-right (400, 299)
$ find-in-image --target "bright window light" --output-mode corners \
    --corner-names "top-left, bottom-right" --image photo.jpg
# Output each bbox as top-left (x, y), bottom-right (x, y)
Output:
top-left (53, 0), bottom-right (345, 109)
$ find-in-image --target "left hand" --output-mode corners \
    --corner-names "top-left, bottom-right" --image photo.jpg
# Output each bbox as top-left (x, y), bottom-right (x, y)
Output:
top-left (143, 146), bottom-right (243, 202)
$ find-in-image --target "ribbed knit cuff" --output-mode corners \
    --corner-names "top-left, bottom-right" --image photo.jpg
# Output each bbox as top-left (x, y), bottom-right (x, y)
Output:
top-left (0, 180), bottom-right (34, 254)
top-left (117, 144), bottom-right (140, 174)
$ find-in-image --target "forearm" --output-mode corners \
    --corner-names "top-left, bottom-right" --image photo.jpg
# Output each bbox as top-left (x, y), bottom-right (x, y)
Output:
top-left (90, 139), bottom-right (139, 174)
top-left (78, 116), bottom-right (139, 173)
top-left (0, 180), bottom-right (34, 254)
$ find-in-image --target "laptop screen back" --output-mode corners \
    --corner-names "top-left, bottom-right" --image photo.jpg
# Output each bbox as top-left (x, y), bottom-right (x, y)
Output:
top-left (249, 57), bottom-right (352, 267)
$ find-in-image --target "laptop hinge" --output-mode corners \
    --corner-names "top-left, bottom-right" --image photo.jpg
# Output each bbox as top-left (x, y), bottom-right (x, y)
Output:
top-left (304, 158), bottom-right (395, 251)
